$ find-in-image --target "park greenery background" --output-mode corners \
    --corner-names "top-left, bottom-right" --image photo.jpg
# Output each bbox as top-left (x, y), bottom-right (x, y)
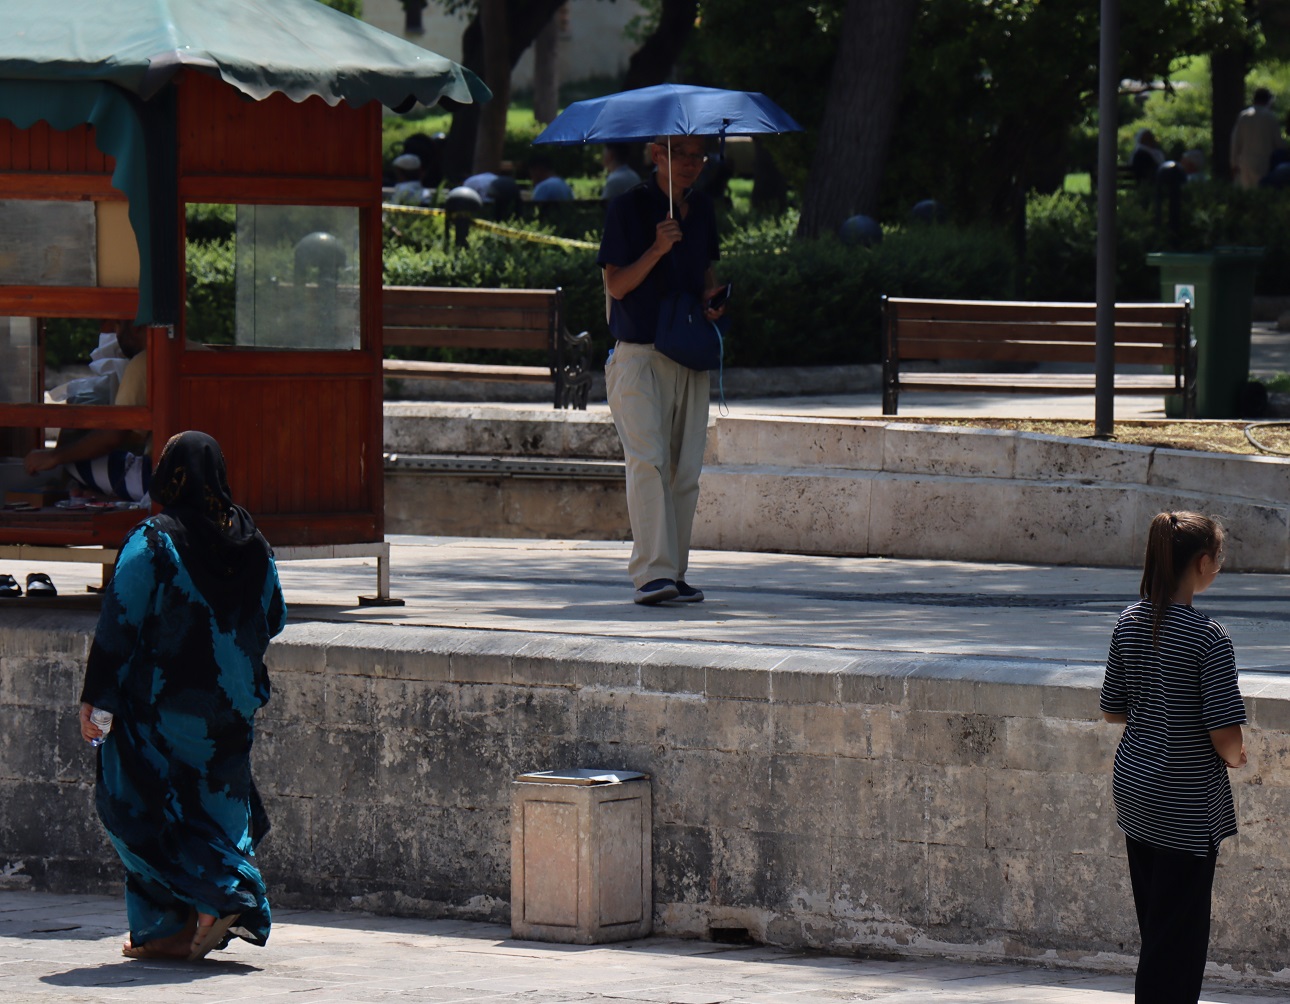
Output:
top-left (166, 0), bottom-right (1290, 376)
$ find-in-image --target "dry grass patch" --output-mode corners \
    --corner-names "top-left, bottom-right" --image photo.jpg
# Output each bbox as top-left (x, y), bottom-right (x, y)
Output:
top-left (897, 419), bottom-right (1290, 456)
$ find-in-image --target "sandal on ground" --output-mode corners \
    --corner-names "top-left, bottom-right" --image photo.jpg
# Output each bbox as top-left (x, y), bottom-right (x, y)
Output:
top-left (24, 573), bottom-right (55, 597)
top-left (0, 575), bottom-right (19, 598)
top-left (122, 939), bottom-right (189, 960)
top-left (188, 914), bottom-right (239, 962)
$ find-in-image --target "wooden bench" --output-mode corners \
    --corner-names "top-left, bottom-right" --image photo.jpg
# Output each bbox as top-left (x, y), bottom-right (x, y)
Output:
top-left (881, 297), bottom-right (1195, 417)
top-left (382, 286), bottom-right (592, 409)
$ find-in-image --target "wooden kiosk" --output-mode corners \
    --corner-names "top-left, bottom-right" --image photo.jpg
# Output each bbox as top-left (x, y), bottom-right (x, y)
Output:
top-left (0, 4), bottom-right (487, 599)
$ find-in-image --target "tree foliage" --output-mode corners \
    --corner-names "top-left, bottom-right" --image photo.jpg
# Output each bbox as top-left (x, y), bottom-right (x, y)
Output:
top-left (687, 2), bottom-right (840, 191)
top-left (318, 0), bottom-right (363, 16)
top-left (878, 0), bottom-right (1248, 224)
top-left (689, 0), bottom-right (1269, 232)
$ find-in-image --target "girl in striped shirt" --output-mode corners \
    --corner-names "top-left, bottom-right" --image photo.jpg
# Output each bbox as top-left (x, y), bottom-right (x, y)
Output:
top-left (1100, 511), bottom-right (1247, 1004)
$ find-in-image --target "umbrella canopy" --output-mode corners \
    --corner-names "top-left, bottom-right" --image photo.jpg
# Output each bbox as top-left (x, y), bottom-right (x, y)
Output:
top-left (0, 0), bottom-right (490, 109)
top-left (533, 83), bottom-right (801, 145)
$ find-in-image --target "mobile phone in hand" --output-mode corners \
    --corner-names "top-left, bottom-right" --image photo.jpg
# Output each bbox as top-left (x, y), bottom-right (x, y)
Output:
top-left (706, 283), bottom-right (732, 310)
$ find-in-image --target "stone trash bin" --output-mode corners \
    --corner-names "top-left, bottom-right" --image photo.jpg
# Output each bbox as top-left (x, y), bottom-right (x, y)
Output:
top-left (510, 769), bottom-right (652, 944)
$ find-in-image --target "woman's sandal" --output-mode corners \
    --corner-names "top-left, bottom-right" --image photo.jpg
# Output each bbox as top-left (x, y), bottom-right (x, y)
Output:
top-left (188, 913), bottom-right (239, 962)
top-left (0, 574), bottom-right (20, 598)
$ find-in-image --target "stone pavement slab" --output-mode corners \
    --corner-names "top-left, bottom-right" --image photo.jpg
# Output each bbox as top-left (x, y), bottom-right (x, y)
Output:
top-left (1, 891), bottom-right (1285, 1004)
top-left (294, 538), bottom-right (1290, 676)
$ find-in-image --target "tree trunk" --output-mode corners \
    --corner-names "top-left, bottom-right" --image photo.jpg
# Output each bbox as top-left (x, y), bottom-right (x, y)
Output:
top-left (402, 0), bottom-right (427, 35)
top-left (442, 0), bottom-right (571, 182)
top-left (750, 137), bottom-right (788, 213)
top-left (796, 0), bottom-right (918, 239)
top-left (532, 4), bottom-right (563, 125)
top-left (473, 0), bottom-right (511, 173)
top-left (1211, 45), bottom-right (1249, 183)
top-left (623, 0), bottom-right (698, 90)
top-left (442, 15), bottom-right (484, 184)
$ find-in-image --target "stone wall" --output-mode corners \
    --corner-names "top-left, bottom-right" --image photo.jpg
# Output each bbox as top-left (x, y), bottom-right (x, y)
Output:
top-left (696, 416), bottom-right (1290, 572)
top-left (3, 611), bottom-right (1289, 981)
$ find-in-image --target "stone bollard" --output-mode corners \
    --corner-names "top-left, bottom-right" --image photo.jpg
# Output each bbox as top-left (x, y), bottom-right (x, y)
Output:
top-left (510, 769), bottom-right (652, 944)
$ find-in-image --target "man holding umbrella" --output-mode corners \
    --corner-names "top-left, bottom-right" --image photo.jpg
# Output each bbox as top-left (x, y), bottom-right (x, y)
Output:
top-left (599, 135), bottom-right (728, 605)
top-left (533, 84), bottom-right (799, 605)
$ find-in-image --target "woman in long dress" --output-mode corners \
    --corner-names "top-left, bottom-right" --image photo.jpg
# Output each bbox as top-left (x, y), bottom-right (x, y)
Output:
top-left (79, 430), bottom-right (287, 961)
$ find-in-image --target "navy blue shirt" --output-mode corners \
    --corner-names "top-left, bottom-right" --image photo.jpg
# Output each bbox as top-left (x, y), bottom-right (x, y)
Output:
top-left (597, 181), bottom-right (720, 344)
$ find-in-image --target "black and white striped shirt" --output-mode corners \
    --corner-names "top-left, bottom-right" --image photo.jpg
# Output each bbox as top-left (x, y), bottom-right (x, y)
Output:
top-left (1100, 600), bottom-right (1246, 856)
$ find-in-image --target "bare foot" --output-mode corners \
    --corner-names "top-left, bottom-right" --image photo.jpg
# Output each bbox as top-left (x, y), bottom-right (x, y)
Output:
top-left (122, 912), bottom-right (197, 960)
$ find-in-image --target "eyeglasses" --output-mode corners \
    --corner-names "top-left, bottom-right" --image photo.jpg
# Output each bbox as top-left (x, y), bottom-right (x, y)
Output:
top-left (656, 148), bottom-right (708, 164)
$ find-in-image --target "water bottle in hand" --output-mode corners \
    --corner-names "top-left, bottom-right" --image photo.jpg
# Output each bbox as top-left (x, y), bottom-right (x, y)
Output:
top-left (89, 708), bottom-right (113, 747)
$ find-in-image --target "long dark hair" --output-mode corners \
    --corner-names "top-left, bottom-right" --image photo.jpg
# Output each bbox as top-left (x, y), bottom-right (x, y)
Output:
top-left (1140, 511), bottom-right (1224, 645)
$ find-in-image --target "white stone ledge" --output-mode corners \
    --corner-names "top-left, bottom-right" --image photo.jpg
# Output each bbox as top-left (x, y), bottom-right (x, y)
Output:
top-left (694, 462), bottom-right (1290, 572)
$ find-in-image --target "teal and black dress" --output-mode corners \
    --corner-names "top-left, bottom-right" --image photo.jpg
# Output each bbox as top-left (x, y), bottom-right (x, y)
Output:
top-left (81, 431), bottom-right (286, 951)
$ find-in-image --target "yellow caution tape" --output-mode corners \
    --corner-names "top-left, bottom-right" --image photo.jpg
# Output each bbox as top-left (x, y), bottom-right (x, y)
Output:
top-left (382, 202), bottom-right (598, 251)
top-left (382, 203), bottom-right (446, 218)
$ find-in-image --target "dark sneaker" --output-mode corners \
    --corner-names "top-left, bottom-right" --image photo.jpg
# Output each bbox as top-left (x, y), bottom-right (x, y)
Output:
top-left (674, 581), bottom-right (704, 603)
top-left (634, 578), bottom-right (679, 605)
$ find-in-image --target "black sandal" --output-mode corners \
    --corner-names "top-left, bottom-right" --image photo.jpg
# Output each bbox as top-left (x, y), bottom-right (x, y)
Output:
top-left (0, 574), bottom-right (20, 598)
top-left (24, 573), bottom-right (55, 597)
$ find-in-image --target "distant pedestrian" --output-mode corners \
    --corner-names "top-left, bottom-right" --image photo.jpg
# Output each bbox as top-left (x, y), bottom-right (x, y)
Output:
top-left (390, 153), bottom-right (425, 205)
top-left (1129, 129), bottom-right (1166, 183)
top-left (1230, 87), bottom-right (1286, 188)
top-left (601, 143), bottom-right (642, 201)
top-left (1100, 511), bottom-right (1247, 1003)
top-left (528, 153), bottom-right (573, 202)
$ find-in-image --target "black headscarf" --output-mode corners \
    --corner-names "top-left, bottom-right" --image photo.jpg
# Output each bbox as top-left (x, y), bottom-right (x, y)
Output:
top-left (149, 431), bottom-right (273, 623)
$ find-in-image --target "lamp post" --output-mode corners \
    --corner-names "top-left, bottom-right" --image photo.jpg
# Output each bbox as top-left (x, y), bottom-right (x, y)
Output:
top-left (1094, 0), bottom-right (1119, 438)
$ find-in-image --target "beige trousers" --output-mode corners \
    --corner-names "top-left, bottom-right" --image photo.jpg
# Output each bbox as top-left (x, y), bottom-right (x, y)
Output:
top-left (605, 341), bottom-right (710, 587)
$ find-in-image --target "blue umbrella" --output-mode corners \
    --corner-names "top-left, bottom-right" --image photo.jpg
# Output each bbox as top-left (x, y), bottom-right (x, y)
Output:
top-left (533, 83), bottom-right (802, 145)
top-left (534, 83), bottom-right (801, 216)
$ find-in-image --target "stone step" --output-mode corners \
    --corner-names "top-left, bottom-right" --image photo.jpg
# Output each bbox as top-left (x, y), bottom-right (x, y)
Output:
top-left (693, 463), bottom-right (1290, 572)
top-left (709, 415), bottom-right (1290, 499)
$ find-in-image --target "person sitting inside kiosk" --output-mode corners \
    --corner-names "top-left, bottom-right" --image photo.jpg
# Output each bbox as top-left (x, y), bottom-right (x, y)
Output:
top-left (24, 321), bottom-right (150, 503)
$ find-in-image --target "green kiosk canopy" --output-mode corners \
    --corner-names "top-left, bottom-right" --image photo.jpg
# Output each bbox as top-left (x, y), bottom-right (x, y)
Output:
top-left (0, 0), bottom-right (489, 322)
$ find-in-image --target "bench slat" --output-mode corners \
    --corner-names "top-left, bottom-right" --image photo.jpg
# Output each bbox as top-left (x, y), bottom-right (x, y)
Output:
top-left (384, 286), bottom-right (558, 310)
top-left (383, 327), bottom-right (548, 351)
top-left (897, 340), bottom-right (1177, 365)
top-left (900, 373), bottom-right (1182, 393)
top-left (894, 319), bottom-right (1178, 345)
top-left (383, 304), bottom-right (550, 330)
top-left (881, 296), bottom-right (1194, 417)
top-left (380, 284), bottom-right (591, 409)
top-left (382, 359), bottom-right (552, 382)
top-left (886, 297), bottom-right (1187, 324)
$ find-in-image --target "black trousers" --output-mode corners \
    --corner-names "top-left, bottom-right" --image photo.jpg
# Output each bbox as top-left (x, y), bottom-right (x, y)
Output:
top-left (1125, 835), bottom-right (1218, 1004)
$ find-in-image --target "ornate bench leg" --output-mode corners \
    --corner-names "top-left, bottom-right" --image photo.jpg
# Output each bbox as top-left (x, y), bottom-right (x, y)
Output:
top-left (557, 327), bottom-right (593, 410)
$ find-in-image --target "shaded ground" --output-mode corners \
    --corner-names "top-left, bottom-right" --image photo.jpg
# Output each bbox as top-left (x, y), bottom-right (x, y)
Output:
top-left (903, 418), bottom-right (1290, 456)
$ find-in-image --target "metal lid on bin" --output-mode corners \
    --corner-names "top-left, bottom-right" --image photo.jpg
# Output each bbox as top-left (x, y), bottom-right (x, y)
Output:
top-left (1147, 246), bottom-right (1264, 266)
top-left (515, 769), bottom-right (649, 785)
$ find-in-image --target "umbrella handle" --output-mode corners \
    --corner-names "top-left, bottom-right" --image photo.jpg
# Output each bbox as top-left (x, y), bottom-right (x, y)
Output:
top-left (667, 136), bottom-right (673, 219)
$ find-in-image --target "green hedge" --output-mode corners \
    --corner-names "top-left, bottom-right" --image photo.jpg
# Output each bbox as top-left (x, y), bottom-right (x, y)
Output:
top-left (381, 212), bottom-right (1016, 367)
top-left (717, 221), bottom-right (1016, 367)
top-left (1026, 185), bottom-right (1290, 301)
top-left (182, 213), bottom-right (1017, 368)
top-left (185, 240), bottom-right (236, 344)
top-left (168, 185), bottom-right (1290, 374)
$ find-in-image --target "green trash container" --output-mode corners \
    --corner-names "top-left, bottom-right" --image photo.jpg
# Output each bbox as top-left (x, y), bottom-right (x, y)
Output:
top-left (1146, 247), bottom-right (1263, 419)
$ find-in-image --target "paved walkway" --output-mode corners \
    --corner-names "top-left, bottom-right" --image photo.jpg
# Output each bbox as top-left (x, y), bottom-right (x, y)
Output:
top-left (23, 536), bottom-right (1290, 676)
top-left (2, 891), bottom-right (1286, 1004)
